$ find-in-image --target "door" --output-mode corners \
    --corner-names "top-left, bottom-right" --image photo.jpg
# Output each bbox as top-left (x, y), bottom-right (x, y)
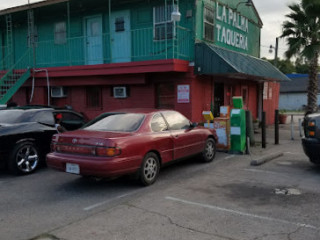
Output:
top-left (85, 16), bottom-right (103, 65)
top-left (110, 10), bottom-right (131, 63)
top-left (214, 83), bottom-right (224, 117)
top-left (162, 111), bottom-right (203, 159)
top-left (156, 82), bottom-right (175, 109)
top-left (241, 85), bottom-right (249, 110)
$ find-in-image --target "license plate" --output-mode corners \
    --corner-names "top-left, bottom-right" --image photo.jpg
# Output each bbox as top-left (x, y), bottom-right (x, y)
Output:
top-left (66, 163), bottom-right (80, 174)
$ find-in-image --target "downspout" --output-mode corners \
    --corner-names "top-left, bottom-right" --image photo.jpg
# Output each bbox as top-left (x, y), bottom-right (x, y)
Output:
top-left (67, 1), bottom-right (71, 65)
top-left (165, 0), bottom-right (168, 59)
top-left (172, 0), bottom-right (174, 59)
top-left (108, 0), bottom-right (112, 61)
top-left (30, 69), bottom-right (50, 106)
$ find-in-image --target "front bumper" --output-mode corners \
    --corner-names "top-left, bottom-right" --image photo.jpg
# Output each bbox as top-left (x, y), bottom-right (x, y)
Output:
top-left (302, 137), bottom-right (320, 164)
top-left (46, 152), bottom-right (142, 178)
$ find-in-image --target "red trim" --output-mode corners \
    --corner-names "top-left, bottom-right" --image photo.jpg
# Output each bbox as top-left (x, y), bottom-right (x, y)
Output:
top-left (32, 59), bottom-right (190, 78)
top-left (24, 74), bottom-right (147, 87)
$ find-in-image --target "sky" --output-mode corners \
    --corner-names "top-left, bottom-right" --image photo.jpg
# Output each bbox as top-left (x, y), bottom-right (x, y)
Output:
top-left (0, 0), bottom-right (300, 60)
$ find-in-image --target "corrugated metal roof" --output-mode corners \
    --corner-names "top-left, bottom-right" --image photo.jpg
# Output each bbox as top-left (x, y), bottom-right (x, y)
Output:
top-left (0, 0), bottom-right (69, 16)
top-left (281, 74), bottom-right (320, 93)
top-left (194, 43), bottom-right (290, 82)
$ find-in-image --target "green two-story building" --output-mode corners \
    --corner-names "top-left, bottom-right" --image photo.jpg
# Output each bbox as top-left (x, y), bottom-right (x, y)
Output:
top-left (0, 0), bottom-right (288, 123)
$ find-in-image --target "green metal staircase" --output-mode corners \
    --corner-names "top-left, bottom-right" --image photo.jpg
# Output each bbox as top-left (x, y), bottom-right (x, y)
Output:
top-left (0, 49), bottom-right (32, 105)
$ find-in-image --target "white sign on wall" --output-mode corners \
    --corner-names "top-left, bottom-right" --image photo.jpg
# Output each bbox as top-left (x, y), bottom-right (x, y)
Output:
top-left (177, 85), bottom-right (190, 103)
top-left (263, 82), bottom-right (269, 100)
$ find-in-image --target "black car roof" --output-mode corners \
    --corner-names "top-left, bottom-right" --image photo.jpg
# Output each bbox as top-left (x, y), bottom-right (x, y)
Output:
top-left (2, 107), bottom-right (83, 117)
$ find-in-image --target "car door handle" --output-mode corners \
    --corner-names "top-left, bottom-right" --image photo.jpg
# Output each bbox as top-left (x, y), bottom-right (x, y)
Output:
top-left (174, 135), bottom-right (179, 138)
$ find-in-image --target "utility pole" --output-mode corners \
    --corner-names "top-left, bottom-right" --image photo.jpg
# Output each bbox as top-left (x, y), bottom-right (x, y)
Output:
top-left (269, 37), bottom-right (279, 67)
top-left (274, 37), bottom-right (279, 67)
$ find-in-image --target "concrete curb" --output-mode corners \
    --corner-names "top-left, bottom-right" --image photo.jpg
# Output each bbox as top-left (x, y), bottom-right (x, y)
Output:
top-left (250, 152), bottom-right (284, 166)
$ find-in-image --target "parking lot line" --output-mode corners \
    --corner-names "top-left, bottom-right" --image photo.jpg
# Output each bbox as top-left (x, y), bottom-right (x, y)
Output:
top-left (224, 155), bottom-right (235, 160)
top-left (165, 196), bottom-right (319, 231)
top-left (243, 168), bottom-right (281, 175)
top-left (84, 191), bottom-right (139, 211)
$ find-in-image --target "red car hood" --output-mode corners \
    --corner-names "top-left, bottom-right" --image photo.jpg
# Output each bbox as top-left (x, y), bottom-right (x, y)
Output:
top-left (56, 130), bottom-right (133, 146)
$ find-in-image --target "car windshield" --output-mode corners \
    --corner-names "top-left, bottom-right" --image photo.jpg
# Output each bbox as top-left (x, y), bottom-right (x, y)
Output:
top-left (84, 113), bottom-right (145, 132)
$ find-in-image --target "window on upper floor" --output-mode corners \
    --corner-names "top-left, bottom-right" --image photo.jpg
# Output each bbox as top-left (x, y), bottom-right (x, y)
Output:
top-left (204, 6), bottom-right (214, 42)
top-left (153, 4), bottom-right (175, 40)
top-left (54, 22), bottom-right (67, 45)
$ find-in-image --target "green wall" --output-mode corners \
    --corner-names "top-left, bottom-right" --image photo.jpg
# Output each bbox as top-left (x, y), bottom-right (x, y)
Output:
top-left (0, 0), bottom-right (261, 69)
top-left (195, 0), bottom-right (261, 57)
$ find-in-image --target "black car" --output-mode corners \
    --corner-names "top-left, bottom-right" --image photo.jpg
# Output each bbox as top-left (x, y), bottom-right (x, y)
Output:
top-left (302, 113), bottom-right (320, 164)
top-left (0, 107), bottom-right (85, 174)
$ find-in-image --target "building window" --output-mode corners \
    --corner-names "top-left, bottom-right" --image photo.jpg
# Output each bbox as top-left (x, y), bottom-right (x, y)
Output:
top-left (156, 83), bottom-right (175, 109)
top-left (204, 6), bottom-right (214, 41)
top-left (115, 17), bottom-right (125, 32)
top-left (54, 22), bottom-right (67, 44)
top-left (86, 86), bottom-right (102, 108)
top-left (153, 5), bottom-right (175, 40)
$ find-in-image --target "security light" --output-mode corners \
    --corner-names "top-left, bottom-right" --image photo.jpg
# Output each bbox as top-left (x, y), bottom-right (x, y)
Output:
top-left (171, 7), bottom-right (181, 22)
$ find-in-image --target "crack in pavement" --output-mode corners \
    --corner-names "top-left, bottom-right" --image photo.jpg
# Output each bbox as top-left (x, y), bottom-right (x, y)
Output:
top-left (287, 226), bottom-right (302, 240)
top-left (126, 203), bottom-right (238, 240)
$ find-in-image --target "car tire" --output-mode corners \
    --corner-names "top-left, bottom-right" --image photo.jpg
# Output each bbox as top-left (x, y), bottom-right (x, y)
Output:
top-left (201, 138), bottom-right (216, 162)
top-left (139, 152), bottom-right (160, 186)
top-left (8, 141), bottom-right (40, 175)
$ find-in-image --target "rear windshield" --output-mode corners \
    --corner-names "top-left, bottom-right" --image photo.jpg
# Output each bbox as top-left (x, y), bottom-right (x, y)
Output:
top-left (84, 113), bottom-right (145, 132)
top-left (0, 110), bottom-right (54, 124)
top-left (0, 110), bottom-right (30, 123)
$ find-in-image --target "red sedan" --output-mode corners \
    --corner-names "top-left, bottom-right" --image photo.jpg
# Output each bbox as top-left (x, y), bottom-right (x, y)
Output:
top-left (46, 109), bottom-right (217, 186)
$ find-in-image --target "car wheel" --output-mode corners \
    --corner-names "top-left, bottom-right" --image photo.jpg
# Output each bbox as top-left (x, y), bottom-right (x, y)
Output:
top-left (202, 138), bottom-right (216, 162)
top-left (8, 141), bottom-right (39, 175)
top-left (139, 152), bottom-right (160, 186)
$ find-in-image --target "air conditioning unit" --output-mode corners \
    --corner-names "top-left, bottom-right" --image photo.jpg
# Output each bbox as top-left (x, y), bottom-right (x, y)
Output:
top-left (113, 86), bottom-right (127, 98)
top-left (51, 87), bottom-right (67, 98)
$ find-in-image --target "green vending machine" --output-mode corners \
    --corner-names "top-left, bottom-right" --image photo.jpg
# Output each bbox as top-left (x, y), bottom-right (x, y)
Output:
top-left (230, 97), bottom-right (246, 153)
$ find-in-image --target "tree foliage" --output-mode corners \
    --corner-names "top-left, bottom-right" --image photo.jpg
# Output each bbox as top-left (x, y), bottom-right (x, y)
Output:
top-left (281, 0), bottom-right (320, 113)
top-left (262, 57), bottom-right (311, 74)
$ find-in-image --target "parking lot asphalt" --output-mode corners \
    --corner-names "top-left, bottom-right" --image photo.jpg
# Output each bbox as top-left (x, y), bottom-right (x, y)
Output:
top-left (29, 121), bottom-right (320, 240)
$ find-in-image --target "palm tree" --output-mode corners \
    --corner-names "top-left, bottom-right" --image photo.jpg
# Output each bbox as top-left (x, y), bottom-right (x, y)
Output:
top-left (281, 0), bottom-right (320, 113)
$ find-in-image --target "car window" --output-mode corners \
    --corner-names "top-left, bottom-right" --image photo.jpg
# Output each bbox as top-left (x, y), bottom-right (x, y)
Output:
top-left (85, 113), bottom-right (145, 132)
top-left (33, 111), bottom-right (55, 125)
top-left (162, 111), bottom-right (190, 130)
top-left (82, 113), bottom-right (123, 128)
top-left (151, 113), bottom-right (168, 132)
top-left (59, 112), bottom-right (83, 121)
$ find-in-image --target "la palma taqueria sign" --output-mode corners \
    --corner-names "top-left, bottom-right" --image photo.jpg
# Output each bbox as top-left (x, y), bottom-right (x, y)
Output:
top-left (215, 2), bottom-right (249, 52)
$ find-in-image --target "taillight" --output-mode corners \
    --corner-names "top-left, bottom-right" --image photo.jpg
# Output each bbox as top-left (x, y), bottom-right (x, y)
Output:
top-left (56, 145), bottom-right (94, 155)
top-left (306, 120), bottom-right (316, 138)
top-left (308, 121), bottom-right (315, 127)
top-left (309, 131), bottom-right (315, 137)
top-left (54, 144), bottom-right (121, 157)
top-left (95, 147), bottom-right (121, 157)
top-left (51, 134), bottom-right (59, 152)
